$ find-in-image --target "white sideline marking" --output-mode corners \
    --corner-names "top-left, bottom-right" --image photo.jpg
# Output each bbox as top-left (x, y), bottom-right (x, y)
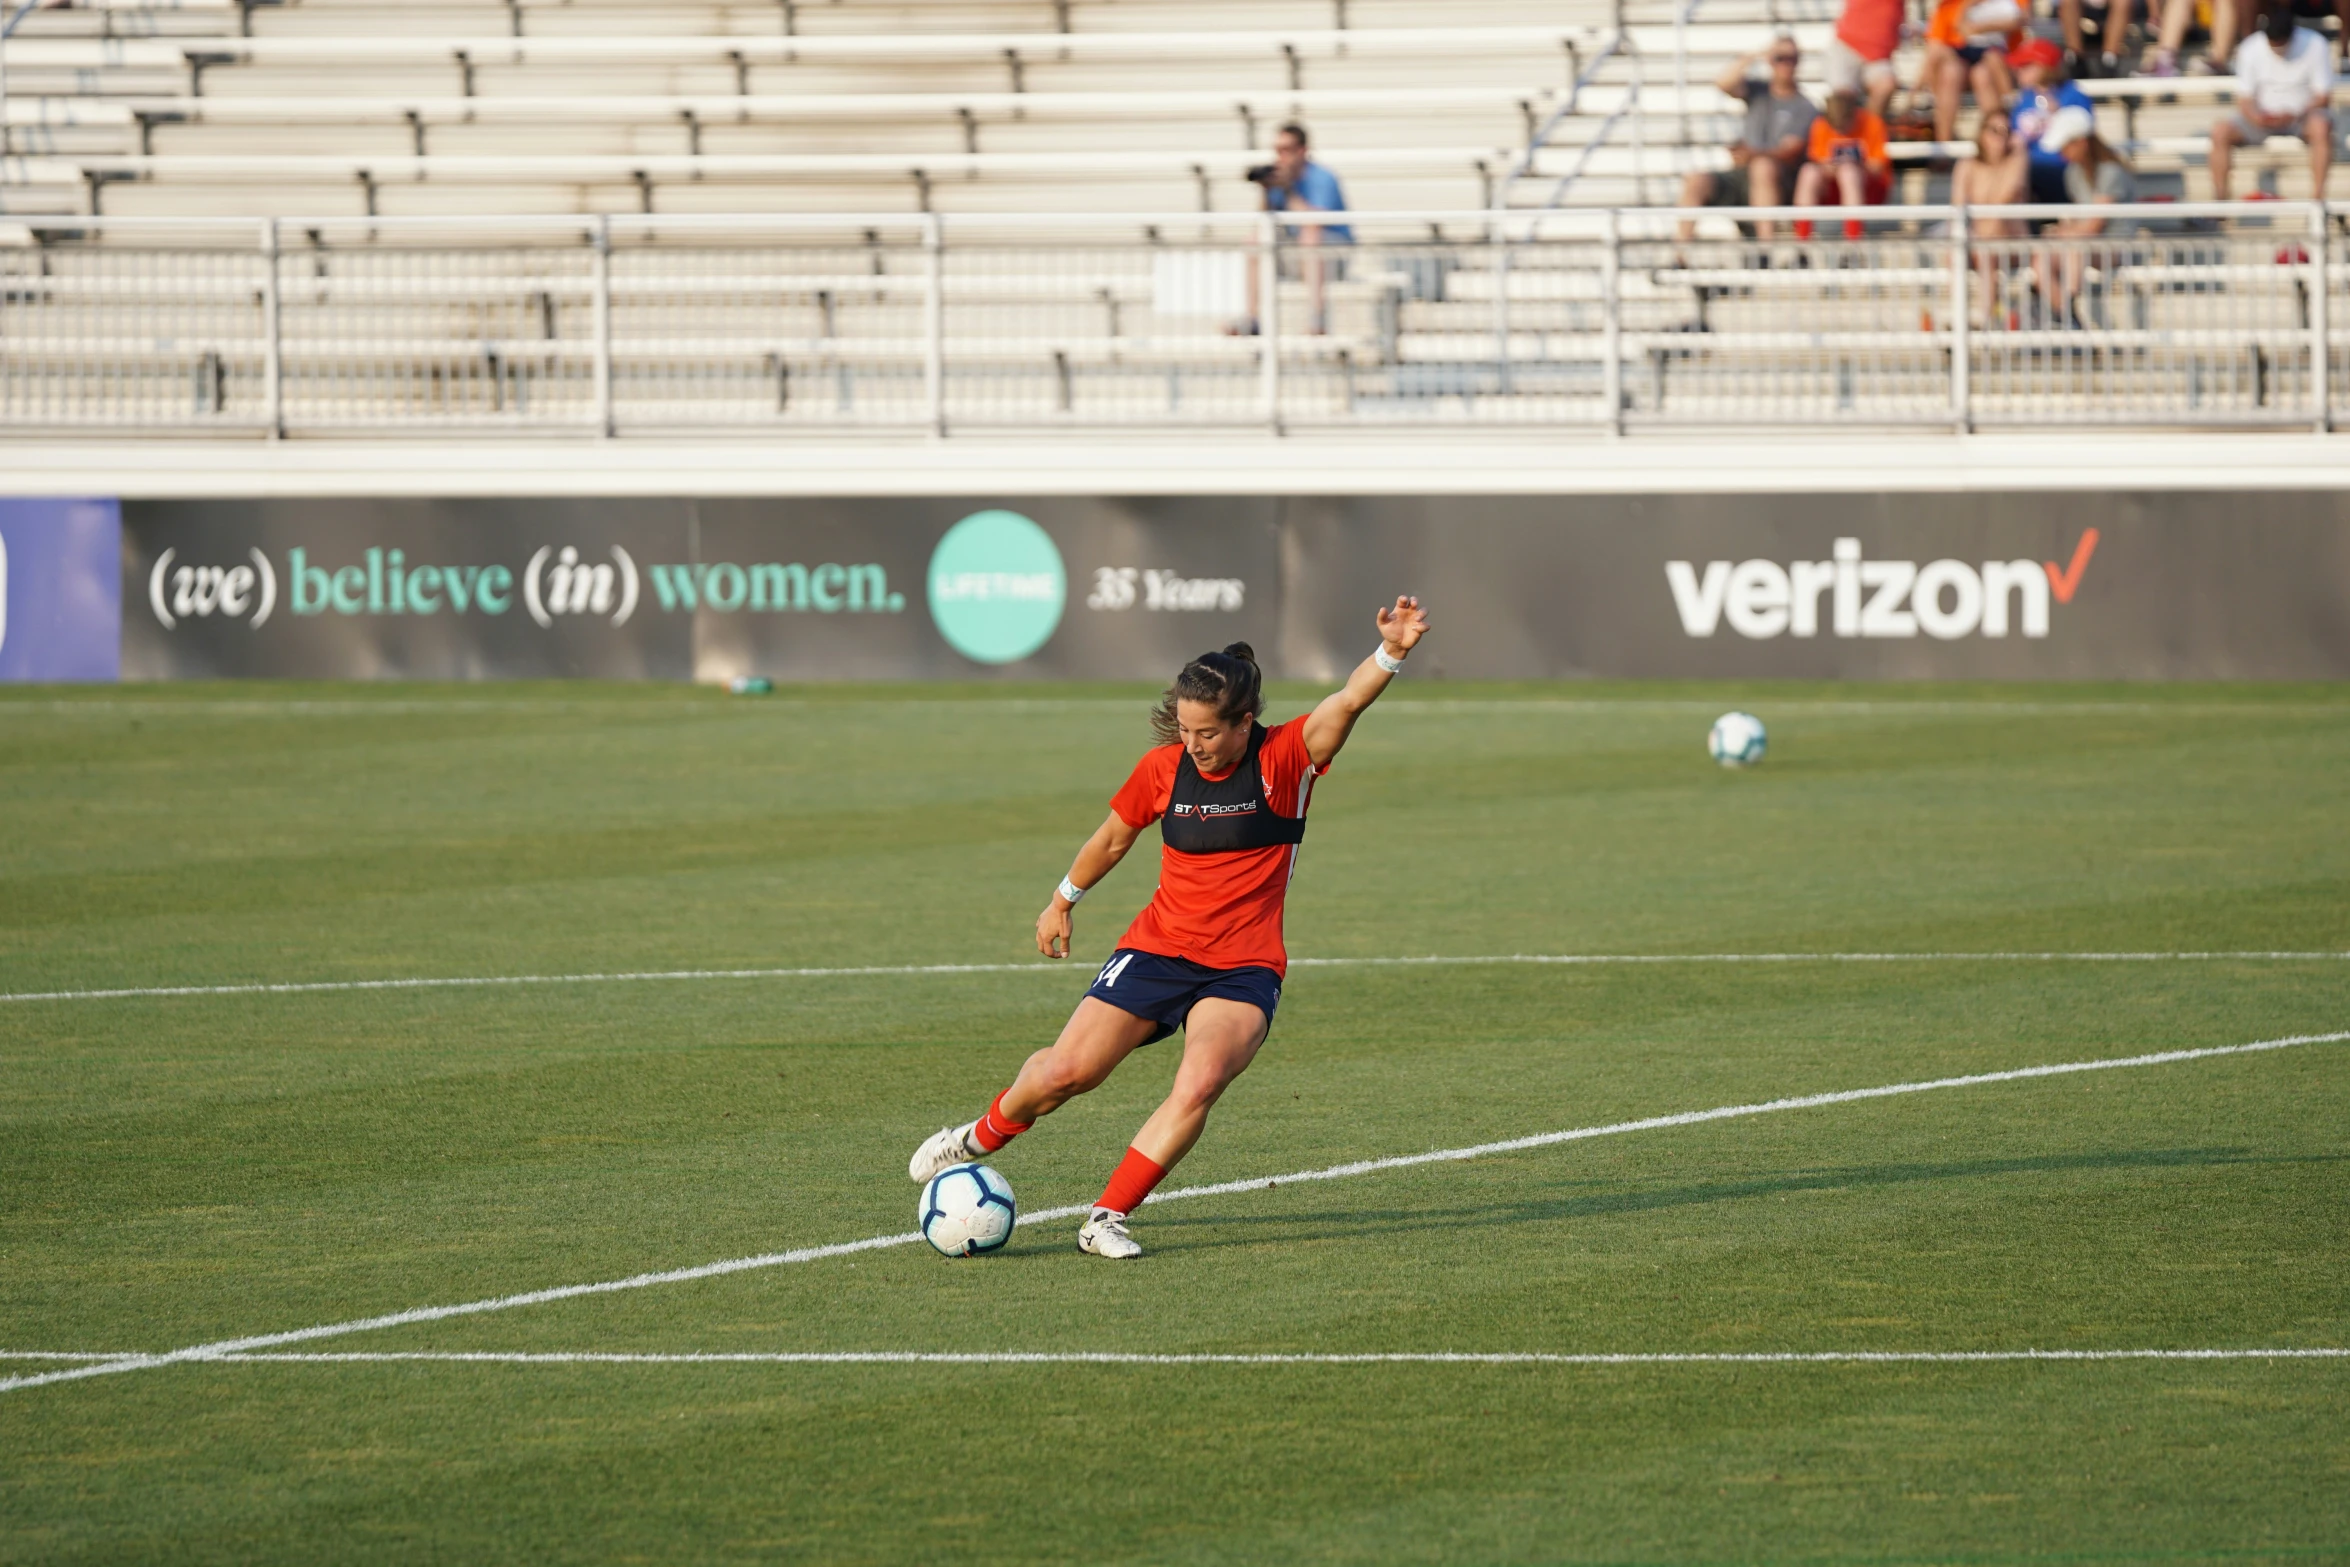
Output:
top-left (0, 1351), bottom-right (145, 1362)
top-left (9, 1348), bottom-right (2346, 1369)
top-left (3, 1027), bottom-right (2341, 1400)
top-left (184, 1348), bottom-right (2350, 1367)
top-left (4, 950), bottom-right (2344, 1006)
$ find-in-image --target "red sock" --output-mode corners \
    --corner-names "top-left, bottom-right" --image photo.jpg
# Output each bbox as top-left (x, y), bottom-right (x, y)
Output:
top-left (968, 1090), bottom-right (1031, 1154)
top-left (1094, 1146), bottom-right (1168, 1217)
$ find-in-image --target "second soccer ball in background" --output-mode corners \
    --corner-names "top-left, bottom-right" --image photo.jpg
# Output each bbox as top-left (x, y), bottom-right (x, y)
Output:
top-left (1708, 712), bottom-right (1768, 769)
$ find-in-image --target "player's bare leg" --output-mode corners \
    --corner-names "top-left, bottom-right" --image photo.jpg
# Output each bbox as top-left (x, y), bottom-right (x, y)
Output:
top-left (1081, 998), bottom-right (1269, 1259)
top-left (1128, 1000), bottom-right (1269, 1170)
top-left (909, 999), bottom-right (1156, 1181)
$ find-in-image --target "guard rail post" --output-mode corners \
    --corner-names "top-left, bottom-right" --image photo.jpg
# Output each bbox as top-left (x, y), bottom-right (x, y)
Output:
top-left (1950, 205), bottom-right (1970, 434)
top-left (1260, 209), bottom-right (1282, 433)
top-left (261, 217), bottom-right (282, 440)
top-left (2311, 201), bottom-right (2329, 433)
top-left (1674, 0), bottom-right (1689, 148)
top-left (592, 215), bottom-right (613, 438)
top-left (1491, 210), bottom-right (1512, 397)
top-left (1629, 48), bottom-right (1644, 205)
top-left (924, 212), bottom-right (945, 437)
top-left (1601, 207), bottom-right (1622, 435)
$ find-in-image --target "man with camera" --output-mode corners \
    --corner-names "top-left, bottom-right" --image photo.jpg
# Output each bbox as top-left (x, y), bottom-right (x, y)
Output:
top-left (1234, 122), bottom-right (1352, 336)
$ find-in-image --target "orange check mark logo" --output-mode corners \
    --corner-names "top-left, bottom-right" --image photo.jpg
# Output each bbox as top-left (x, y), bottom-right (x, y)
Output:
top-left (2044, 528), bottom-right (2099, 604)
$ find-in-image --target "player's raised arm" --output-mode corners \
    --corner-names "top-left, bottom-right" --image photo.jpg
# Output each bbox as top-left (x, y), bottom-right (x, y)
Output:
top-left (1036, 811), bottom-right (1143, 959)
top-left (1301, 594), bottom-right (1431, 768)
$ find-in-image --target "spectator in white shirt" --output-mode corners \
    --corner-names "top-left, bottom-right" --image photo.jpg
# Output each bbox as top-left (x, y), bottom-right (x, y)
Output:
top-left (2208, 6), bottom-right (2335, 197)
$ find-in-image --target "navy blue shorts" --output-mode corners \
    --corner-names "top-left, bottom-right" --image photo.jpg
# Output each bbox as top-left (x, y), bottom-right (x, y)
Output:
top-left (1084, 948), bottom-right (1282, 1046)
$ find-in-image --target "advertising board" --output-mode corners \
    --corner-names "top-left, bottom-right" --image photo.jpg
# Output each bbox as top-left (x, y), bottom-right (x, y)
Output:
top-left (87, 492), bottom-right (2350, 681)
top-left (0, 498), bottom-right (121, 683)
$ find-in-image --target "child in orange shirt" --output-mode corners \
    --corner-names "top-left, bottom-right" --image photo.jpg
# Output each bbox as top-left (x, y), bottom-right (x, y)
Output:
top-left (1795, 91), bottom-right (1894, 238)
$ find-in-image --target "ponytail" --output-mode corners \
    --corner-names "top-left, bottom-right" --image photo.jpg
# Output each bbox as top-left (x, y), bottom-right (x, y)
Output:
top-left (1149, 642), bottom-right (1263, 745)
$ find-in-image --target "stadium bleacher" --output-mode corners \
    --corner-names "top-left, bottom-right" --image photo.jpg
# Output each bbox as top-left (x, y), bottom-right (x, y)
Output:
top-left (0, 0), bottom-right (2325, 217)
top-left (0, 0), bottom-right (2342, 434)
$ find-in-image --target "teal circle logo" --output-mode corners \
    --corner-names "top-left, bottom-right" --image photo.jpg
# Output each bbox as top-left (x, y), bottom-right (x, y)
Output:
top-left (926, 510), bottom-right (1065, 665)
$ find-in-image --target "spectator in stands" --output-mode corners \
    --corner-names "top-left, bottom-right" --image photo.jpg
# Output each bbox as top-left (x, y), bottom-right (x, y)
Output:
top-left (2037, 105), bottom-right (2141, 318)
top-left (2208, 5), bottom-right (2335, 196)
top-left (1829, 0), bottom-right (1907, 118)
top-left (1954, 110), bottom-right (2030, 322)
top-left (2009, 37), bottom-right (2098, 204)
top-left (1927, 0), bottom-right (2024, 140)
top-left (1235, 122), bottom-right (1351, 336)
top-left (1794, 89), bottom-right (1895, 235)
top-left (2143, 0), bottom-right (2238, 75)
top-left (1675, 41), bottom-right (1819, 243)
top-left (2062, 0), bottom-right (2138, 75)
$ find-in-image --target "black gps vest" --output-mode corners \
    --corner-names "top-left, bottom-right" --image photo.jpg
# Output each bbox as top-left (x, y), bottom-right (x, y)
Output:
top-left (1160, 722), bottom-right (1308, 856)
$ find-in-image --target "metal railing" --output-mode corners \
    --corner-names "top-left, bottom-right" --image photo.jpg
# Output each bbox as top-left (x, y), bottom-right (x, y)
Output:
top-left (0, 204), bottom-right (2342, 436)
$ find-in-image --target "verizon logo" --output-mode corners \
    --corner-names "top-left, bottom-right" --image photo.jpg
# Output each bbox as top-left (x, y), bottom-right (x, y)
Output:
top-left (1667, 532), bottom-right (2098, 641)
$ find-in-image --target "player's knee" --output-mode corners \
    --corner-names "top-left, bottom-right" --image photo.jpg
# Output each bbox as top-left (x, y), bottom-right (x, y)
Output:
top-left (1170, 1076), bottom-right (1227, 1115)
top-left (1047, 1059), bottom-right (1104, 1099)
top-left (1031, 1048), bottom-right (1105, 1102)
top-left (1174, 1060), bottom-right (1246, 1111)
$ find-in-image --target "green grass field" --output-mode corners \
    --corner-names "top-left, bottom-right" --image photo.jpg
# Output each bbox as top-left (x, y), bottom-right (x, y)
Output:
top-left (2, 682), bottom-right (2346, 1566)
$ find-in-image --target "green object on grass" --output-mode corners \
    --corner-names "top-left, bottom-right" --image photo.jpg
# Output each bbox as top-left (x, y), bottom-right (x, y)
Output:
top-left (0, 681), bottom-right (2345, 1564)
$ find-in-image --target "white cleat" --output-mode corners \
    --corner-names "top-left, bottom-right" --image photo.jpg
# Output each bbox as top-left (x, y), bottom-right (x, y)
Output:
top-left (908, 1123), bottom-right (980, 1183)
top-left (1077, 1209), bottom-right (1143, 1260)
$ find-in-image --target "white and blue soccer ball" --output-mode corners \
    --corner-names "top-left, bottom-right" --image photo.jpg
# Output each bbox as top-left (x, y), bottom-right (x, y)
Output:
top-left (1708, 711), bottom-right (1768, 768)
top-left (919, 1162), bottom-right (1017, 1257)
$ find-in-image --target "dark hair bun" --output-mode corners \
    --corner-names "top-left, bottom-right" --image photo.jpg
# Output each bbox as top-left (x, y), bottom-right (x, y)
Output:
top-left (1150, 643), bottom-right (1267, 744)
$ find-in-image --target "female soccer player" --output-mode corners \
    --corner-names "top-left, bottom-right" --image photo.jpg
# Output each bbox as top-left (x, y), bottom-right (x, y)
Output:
top-left (908, 595), bottom-right (1432, 1260)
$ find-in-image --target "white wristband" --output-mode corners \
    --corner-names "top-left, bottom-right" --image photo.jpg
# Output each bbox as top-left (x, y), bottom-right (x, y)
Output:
top-left (1373, 645), bottom-right (1407, 674)
top-left (1057, 875), bottom-right (1087, 905)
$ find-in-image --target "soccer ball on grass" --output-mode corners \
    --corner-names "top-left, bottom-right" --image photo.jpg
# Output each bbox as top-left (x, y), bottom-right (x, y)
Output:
top-left (1708, 711), bottom-right (1767, 768)
top-left (919, 1162), bottom-right (1017, 1257)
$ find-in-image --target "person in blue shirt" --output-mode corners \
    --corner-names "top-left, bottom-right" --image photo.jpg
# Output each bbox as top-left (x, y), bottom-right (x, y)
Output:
top-left (2007, 37), bottom-right (2096, 205)
top-left (1236, 122), bottom-right (1352, 335)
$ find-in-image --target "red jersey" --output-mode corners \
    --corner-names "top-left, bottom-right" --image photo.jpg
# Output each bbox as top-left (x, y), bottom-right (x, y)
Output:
top-left (1108, 715), bottom-right (1326, 977)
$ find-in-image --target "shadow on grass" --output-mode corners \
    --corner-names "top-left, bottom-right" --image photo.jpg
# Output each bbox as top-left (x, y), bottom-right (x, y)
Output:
top-left (1138, 1147), bottom-right (2343, 1252)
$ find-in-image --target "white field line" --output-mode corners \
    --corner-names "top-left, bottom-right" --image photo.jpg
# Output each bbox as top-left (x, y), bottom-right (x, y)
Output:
top-left (9, 1348), bottom-right (2346, 1368)
top-left (3, 1027), bottom-right (2341, 1400)
top-left (176, 1348), bottom-right (2350, 1367)
top-left (0, 1351), bottom-right (146, 1362)
top-left (5, 950), bottom-right (2345, 1006)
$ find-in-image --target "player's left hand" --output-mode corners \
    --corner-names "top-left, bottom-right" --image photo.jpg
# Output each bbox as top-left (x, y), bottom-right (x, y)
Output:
top-left (1377, 594), bottom-right (1430, 657)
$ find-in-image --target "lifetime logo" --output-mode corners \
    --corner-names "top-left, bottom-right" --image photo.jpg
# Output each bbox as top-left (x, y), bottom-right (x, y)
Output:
top-left (1665, 532), bottom-right (2099, 641)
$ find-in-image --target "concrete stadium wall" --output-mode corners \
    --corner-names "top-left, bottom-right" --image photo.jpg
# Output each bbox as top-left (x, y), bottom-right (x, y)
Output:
top-left (9, 490), bottom-right (2331, 681)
